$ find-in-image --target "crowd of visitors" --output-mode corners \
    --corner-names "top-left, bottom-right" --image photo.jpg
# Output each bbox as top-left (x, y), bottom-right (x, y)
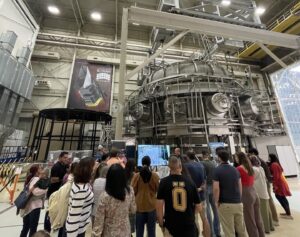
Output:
top-left (18, 145), bottom-right (293, 237)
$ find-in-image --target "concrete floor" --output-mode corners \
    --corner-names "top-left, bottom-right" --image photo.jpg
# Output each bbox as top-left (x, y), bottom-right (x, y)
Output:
top-left (1, 179), bottom-right (300, 237)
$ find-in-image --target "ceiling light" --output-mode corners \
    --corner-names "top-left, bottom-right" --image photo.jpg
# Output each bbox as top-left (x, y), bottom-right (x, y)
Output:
top-left (132, 22), bottom-right (140, 26)
top-left (48, 6), bottom-right (60, 15)
top-left (221, 0), bottom-right (231, 6)
top-left (255, 7), bottom-right (266, 15)
top-left (91, 12), bottom-right (102, 21)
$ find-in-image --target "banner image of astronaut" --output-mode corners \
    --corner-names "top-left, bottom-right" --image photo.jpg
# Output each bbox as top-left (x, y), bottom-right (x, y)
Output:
top-left (67, 59), bottom-right (113, 112)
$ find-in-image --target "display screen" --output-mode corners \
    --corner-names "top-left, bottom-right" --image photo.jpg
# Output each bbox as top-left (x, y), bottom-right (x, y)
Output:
top-left (137, 145), bottom-right (170, 166)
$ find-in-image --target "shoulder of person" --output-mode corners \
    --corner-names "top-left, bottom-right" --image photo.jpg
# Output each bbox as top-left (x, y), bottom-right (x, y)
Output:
top-left (30, 176), bottom-right (40, 184)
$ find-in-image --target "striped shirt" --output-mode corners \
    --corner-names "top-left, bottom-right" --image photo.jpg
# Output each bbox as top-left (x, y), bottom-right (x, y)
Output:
top-left (66, 183), bottom-right (94, 237)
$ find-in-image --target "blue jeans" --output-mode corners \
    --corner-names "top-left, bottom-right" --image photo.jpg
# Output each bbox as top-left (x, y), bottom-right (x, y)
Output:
top-left (206, 185), bottom-right (221, 237)
top-left (136, 211), bottom-right (156, 237)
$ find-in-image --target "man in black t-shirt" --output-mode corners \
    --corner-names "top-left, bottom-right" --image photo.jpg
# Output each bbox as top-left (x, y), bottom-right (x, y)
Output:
top-left (157, 156), bottom-right (202, 237)
top-left (44, 151), bottom-right (69, 232)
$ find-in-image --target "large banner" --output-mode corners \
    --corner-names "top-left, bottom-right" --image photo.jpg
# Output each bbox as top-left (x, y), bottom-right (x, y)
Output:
top-left (67, 59), bottom-right (113, 112)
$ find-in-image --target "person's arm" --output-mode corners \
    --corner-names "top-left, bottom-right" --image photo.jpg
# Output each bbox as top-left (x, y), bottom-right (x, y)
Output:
top-left (131, 173), bottom-right (139, 194)
top-left (92, 194), bottom-right (106, 237)
top-left (195, 203), bottom-right (203, 213)
top-left (213, 181), bottom-right (220, 206)
top-left (238, 178), bottom-right (242, 199)
top-left (129, 187), bottom-right (137, 214)
top-left (156, 199), bottom-right (165, 228)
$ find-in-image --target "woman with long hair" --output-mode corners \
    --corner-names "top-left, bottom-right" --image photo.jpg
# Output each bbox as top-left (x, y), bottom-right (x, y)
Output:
top-left (236, 152), bottom-right (265, 237)
top-left (131, 156), bottom-right (159, 237)
top-left (92, 164), bottom-right (136, 237)
top-left (20, 166), bottom-right (49, 237)
top-left (66, 157), bottom-right (95, 237)
top-left (249, 155), bottom-right (274, 233)
top-left (269, 154), bottom-right (292, 219)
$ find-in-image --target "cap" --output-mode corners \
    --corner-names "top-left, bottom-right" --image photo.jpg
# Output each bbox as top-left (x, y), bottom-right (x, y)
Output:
top-left (98, 145), bottom-right (103, 150)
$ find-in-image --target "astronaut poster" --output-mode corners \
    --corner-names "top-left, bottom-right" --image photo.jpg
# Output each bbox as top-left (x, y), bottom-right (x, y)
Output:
top-left (67, 59), bottom-right (113, 112)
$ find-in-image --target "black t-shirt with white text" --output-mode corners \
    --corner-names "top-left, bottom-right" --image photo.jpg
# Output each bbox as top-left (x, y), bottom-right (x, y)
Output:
top-left (157, 174), bottom-right (200, 237)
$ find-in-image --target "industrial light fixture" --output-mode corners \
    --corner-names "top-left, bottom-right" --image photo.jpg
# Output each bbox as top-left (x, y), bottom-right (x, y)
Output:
top-left (91, 12), bottom-right (102, 21)
top-left (255, 7), bottom-right (266, 15)
top-left (48, 6), bottom-right (60, 15)
top-left (221, 0), bottom-right (231, 6)
top-left (132, 22), bottom-right (140, 26)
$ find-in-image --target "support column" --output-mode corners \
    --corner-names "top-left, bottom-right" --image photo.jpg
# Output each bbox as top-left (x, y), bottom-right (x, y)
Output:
top-left (115, 8), bottom-right (128, 139)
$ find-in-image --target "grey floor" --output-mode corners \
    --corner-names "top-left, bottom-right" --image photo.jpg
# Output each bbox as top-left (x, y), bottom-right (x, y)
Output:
top-left (1, 179), bottom-right (300, 237)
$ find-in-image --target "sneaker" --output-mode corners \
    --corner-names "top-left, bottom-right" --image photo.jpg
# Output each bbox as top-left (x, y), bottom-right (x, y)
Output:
top-left (273, 221), bottom-right (279, 226)
top-left (280, 215), bottom-right (293, 220)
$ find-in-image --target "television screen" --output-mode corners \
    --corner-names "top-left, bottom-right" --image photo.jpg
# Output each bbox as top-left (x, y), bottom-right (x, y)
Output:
top-left (137, 145), bottom-right (170, 166)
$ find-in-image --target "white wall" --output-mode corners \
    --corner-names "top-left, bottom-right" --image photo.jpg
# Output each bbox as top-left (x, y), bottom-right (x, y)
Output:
top-left (251, 135), bottom-right (292, 161)
top-left (0, 0), bottom-right (38, 56)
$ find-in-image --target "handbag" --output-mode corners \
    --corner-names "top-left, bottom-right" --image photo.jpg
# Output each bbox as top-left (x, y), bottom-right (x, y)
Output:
top-left (14, 180), bottom-right (33, 209)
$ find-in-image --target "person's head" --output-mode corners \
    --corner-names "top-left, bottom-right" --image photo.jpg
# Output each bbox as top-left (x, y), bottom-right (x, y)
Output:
top-left (168, 156), bottom-right (182, 174)
top-left (237, 152), bottom-right (254, 176)
top-left (186, 150), bottom-right (197, 161)
top-left (216, 146), bottom-right (225, 156)
top-left (25, 164), bottom-right (40, 185)
top-left (70, 162), bottom-right (78, 174)
top-left (218, 150), bottom-right (229, 163)
top-left (174, 148), bottom-right (181, 156)
top-left (32, 230), bottom-right (50, 237)
top-left (142, 156), bottom-right (151, 167)
top-left (269, 153), bottom-right (280, 164)
top-left (105, 164), bottom-right (129, 201)
top-left (29, 164), bottom-right (39, 176)
top-left (98, 145), bottom-right (104, 152)
top-left (74, 157), bottom-right (95, 183)
top-left (118, 151), bottom-right (127, 165)
top-left (39, 168), bottom-right (50, 179)
top-left (109, 148), bottom-right (119, 158)
top-left (249, 148), bottom-right (259, 156)
top-left (249, 155), bottom-right (261, 167)
top-left (202, 150), bottom-right (209, 159)
top-left (125, 159), bottom-right (136, 181)
top-left (59, 151), bottom-right (69, 165)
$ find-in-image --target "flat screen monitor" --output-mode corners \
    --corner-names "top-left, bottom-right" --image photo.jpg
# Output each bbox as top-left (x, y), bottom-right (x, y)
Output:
top-left (137, 144), bottom-right (170, 166)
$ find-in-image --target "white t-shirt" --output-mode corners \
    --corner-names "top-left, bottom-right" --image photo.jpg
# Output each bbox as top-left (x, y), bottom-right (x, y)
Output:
top-left (253, 166), bottom-right (269, 200)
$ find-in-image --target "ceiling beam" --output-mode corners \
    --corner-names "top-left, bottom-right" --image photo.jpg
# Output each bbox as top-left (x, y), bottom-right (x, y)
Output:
top-left (125, 30), bottom-right (190, 81)
top-left (128, 7), bottom-right (300, 49)
top-left (257, 42), bottom-right (288, 68)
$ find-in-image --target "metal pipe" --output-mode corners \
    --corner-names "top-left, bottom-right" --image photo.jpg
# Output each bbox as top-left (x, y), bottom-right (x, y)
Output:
top-left (44, 119), bottom-right (54, 161)
top-left (199, 91), bottom-right (209, 145)
top-left (61, 120), bottom-right (69, 149)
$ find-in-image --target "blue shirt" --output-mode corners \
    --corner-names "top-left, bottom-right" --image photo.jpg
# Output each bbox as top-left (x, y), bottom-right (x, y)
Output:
top-left (184, 161), bottom-right (206, 201)
top-left (213, 163), bottom-right (241, 203)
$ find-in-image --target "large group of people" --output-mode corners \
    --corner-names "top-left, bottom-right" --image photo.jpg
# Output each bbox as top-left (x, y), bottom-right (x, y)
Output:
top-left (18, 145), bottom-right (293, 237)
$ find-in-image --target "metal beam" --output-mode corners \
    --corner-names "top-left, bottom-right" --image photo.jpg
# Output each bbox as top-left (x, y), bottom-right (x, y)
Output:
top-left (115, 8), bottom-right (128, 140)
top-left (125, 30), bottom-right (189, 81)
top-left (257, 42), bottom-right (288, 68)
top-left (128, 7), bottom-right (300, 49)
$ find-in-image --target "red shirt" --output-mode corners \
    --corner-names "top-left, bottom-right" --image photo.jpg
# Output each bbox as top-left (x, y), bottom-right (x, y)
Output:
top-left (237, 166), bottom-right (254, 187)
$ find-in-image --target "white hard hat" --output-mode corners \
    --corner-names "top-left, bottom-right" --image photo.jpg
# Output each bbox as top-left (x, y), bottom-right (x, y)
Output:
top-left (98, 145), bottom-right (104, 150)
